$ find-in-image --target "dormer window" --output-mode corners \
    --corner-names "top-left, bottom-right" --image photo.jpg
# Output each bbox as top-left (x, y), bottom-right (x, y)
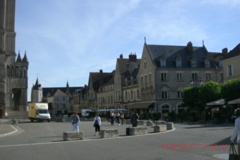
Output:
top-left (176, 60), bottom-right (182, 67)
top-left (160, 59), bottom-right (166, 67)
top-left (191, 60), bottom-right (196, 67)
top-left (205, 60), bottom-right (210, 68)
top-left (218, 61), bottom-right (222, 68)
top-left (175, 56), bottom-right (182, 67)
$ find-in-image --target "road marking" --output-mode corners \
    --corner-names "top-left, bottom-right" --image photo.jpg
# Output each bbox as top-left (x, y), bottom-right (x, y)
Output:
top-left (0, 128), bottom-right (175, 148)
top-left (0, 125), bottom-right (18, 138)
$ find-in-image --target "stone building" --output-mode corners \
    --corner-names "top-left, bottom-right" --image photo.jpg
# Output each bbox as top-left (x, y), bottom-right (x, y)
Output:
top-left (113, 54), bottom-right (142, 112)
top-left (137, 41), bottom-right (223, 115)
top-left (0, 0), bottom-right (28, 117)
top-left (222, 44), bottom-right (240, 82)
top-left (31, 79), bottom-right (82, 118)
top-left (87, 69), bottom-right (113, 110)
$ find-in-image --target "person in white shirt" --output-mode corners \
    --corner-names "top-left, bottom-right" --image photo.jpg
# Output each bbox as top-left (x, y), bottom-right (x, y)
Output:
top-left (71, 112), bottom-right (80, 132)
top-left (93, 114), bottom-right (101, 136)
top-left (230, 108), bottom-right (240, 154)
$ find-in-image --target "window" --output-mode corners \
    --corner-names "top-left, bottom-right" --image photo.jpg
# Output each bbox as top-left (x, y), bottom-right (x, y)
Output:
top-left (206, 73), bottom-right (211, 81)
top-left (161, 91), bottom-right (168, 99)
top-left (149, 74), bottom-right (152, 84)
top-left (220, 74), bottom-right (224, 82)
top-left (177, 91), bottom-right (183, 99)
top-left (161, 73), bottom-right (167, 82)
top-left (144, 62), bottom-right (147, 69)
top-left (145, 75), bottom-right (148, 84)
top-left (176, 60), bottom-right (182, 67)
top-left (191, 60), bottom-right (196, 67)
top-left (160, 60), bottom-right (166, 67)
top-left (177, 73), bottom-right (183, 81)
top-left (192, 73), bottom-right (198, 81)
top-left (205, 61), bottom-right (210, 68)
top-left (218, 61), bottom-right (222, 68)
top-left (227, 65), bottom-right (233, 76)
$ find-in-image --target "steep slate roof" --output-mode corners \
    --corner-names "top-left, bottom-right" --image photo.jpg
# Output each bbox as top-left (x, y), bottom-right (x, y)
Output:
top-left (223, 43), bottom-right (240, 60)
top-left (117, 58), bottom-right (141, 74)
top-left (42, 86), bottom-right (82, 97)
top-left (146, 43), bottom-right (216, 69)
top-left (89, 71), bottom-right (113, 91)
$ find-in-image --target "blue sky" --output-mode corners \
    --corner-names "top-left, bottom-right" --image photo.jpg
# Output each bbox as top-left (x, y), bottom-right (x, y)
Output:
top-left (15, 0), bottom-right (240, 100)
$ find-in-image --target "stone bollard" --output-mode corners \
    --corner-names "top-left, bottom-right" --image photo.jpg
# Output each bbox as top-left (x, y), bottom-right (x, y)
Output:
top-left (63, 132), bottom-right (84, 141)
top-left (138, 120), bottom-right (145, 125)
top-left (146, 120), bottom-right (154, 126)
top-left (154, 125), bottom-right (167, 133)
top-left (11, 119), bottom-right (18, 125)
top-left (155, 121), bottom-right (166, 125)
top-left (126, 127), bottom-right (148, 136)
top-left (100, 129), bottom-right (118, 138)
top-left (167, 122), bottom-right (174, 130)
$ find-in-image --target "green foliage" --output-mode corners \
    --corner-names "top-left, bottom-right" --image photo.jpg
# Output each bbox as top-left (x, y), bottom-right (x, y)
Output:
top-left (222, 78), bottom-right (240, 101)
top-left (183, 86), bottom-right (200, 108)
top-left (199, 81), bottom-right (221, 106)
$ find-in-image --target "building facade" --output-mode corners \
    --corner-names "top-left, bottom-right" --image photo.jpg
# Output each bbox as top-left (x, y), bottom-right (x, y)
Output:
top-left (138, 41), bottom-right (223, 115)
top-left (222, 44), bottom-right (240, 82)
top-left (0, 0), bottom-right (28, 117)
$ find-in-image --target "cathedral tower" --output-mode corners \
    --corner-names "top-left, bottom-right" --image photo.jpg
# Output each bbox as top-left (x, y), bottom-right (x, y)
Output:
top-left (0, 0), bottom-right (29, 117)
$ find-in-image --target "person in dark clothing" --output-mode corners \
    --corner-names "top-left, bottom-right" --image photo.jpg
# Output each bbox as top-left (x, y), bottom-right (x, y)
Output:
top-left (131, 112), bottom-right (139, 127)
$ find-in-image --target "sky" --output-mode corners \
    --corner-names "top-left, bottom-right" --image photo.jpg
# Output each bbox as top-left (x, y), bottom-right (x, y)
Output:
top-left (15, 0), bottom-right (240, 100)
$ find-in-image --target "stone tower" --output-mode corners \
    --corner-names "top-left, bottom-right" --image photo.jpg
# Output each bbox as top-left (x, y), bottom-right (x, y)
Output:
top-left (0, 0), bottom-right (29, 117)
top-left (31, 78), bottom-right (43, 103)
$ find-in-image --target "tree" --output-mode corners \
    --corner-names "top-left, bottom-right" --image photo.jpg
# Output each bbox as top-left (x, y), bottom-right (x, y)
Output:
top-left (183, 86), bottom-right (200, 108)
top-left (222, 78), bottom-right (240, 101)
top-left (199, 81), bottom-right (221, 107)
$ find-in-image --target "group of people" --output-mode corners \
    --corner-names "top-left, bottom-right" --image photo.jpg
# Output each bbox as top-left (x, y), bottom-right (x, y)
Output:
top-left (71, 112), bottom-right (101, 136)
top-left (70, 111), bottom-right (140, 136)
top-left (110, 112), bottom-right (125, 125)
top-left (110, 112), bottom-right (139, 127)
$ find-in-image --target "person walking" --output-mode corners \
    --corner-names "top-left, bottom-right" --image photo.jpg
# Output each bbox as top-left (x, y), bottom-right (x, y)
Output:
top-left (93, 114), bottom-right (101, 136)
top-left (110, 111), bottom-right (115, 125)
top-left (131, 112), bottom-right (139, 127)
top-left (116, 112), bottom-right (120, 125)
top-left (230, 108), bottom-right (240, 155)
top-left (71, 112), bottom-right (80, 132)
top-left (120, 113), bottom-right (124, 125)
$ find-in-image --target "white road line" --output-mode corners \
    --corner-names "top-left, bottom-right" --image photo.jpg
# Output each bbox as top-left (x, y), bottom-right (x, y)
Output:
top-left (0, 125), bottom-right (18, 138)
top-left (0, 128), bottom-right (175, 148)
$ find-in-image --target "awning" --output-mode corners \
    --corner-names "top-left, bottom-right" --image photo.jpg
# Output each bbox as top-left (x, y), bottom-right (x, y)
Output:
top-left (228, 98), bottom-right (240, 105)
top-left (97, 109), bottom-right (128, 112)
top-left (128, 102), bottom-right (154, 109)
top-left (206, 99), bottom-right (225, 106)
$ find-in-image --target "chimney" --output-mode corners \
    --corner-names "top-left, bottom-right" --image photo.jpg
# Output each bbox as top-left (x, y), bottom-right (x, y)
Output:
top-left (120, 54), bottom-right (123, 59)
top-left (129, 53), bottom-right (137, 62)
top-left (222, 48), bottom-right (228, 54)
top-left (187, 41), bottom-right (193, 54)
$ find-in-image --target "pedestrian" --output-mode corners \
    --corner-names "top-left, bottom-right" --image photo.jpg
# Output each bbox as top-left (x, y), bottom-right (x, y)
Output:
top-left (230, 108), bottom-right (240, 155)
top-left (110, 111), bottom-right (115, 125)
top-left (116, 112), bottom-right (120, 125)
top-left (93, 113), bottom-right (101, 136)
top-left (131, 112), bottom-right (139, 127)
top-left (71, 112), bottom-right (80, 132)
top-left (120, 112), bottom-right (124, 125)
